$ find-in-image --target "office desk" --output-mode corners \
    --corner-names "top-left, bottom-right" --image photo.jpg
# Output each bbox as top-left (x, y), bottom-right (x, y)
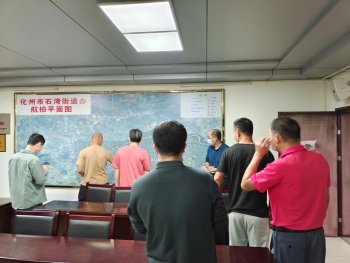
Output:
top-left (35, 201), bottom-right (131, 239)
top-left (0, 233), bottom-right (275, 263)
top-left (0, 198), bottom-right (12, 234)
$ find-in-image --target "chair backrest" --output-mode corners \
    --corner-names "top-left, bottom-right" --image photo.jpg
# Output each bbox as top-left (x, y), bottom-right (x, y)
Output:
top-left (63, 212), bottom-right (115, 239)
top-left (84, 182), bottom-right (115, 202)
top-left (0, 257), bottom-right (66, 263)
top-left (11, 210), bottom-right (60, 236)
top-left (114, 187), bottom-right (131, 203)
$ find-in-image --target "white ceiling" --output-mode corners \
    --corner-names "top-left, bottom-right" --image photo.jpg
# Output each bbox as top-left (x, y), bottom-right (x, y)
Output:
top-left (0, 0), bottom-right (350, 87)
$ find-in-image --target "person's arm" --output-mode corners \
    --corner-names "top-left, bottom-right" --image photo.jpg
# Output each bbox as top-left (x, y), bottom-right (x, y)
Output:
top-left (30, 159), bottom-right (49, 185)
top-left (241, 138), bottom-right (270, 191)
top-left (114, 169), bottom-right (120, 187)
top-left (107, 151), bottom-right (114, 164)
top-left (77, 165), bottom-right (84, 177)
top-left (214, 152), bottom-right (227, 188)
top-left (143, 153), bottom-right (151, 175)
top-left (214, 171), bottom-right (225, 189)
top-left (204, 161), bottom-right (211, 170)
top-left (76, 151), bottom-right (84, 177)
top-left (127, 185), bottom-right (147, 235)
top-left (326, 188), bottom-right (330, 210)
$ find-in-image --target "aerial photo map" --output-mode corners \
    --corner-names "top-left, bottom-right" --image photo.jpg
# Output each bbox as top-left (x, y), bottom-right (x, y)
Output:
top-left (16, 92), bottom-right (223, 186)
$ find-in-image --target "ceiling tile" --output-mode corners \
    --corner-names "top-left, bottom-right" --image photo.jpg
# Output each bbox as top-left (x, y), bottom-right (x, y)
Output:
top-left (208, 0), bottom-right (331, 61)
top-left (275, 63), bottom-right (307, 70)
top-left (0, 0), bottom-right (124, 67)
top-left (65, 75), bottom-right (137, 85)
top-left (128, 64), bottom-right (206, 74)
top-left (0, 68), bottom-right (60, 77)
top-left (134, 73), bottom-right (206, 84)
top-left (0, 76), bottom-right (67, 86)
top-left (52, 0), bottom-right (206, 65)
top-left (281, 0), bottom-right (350, 63)
top-left (207, 61), bottom-right (279, 72)
top-left (52, 66), bottom-right (130, 76)
top-left (302, 67), bottom-right (343, 78)
top-left (207, 71), bottom-right (272, 82)
top-left (269, 69), bottom-right (308, 80)
top-left (0, 46), bottom-right (46, 69)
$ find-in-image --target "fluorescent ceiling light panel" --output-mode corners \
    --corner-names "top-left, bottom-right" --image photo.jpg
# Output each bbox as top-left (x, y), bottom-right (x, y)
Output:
top-left (100, 2), bottom-right (177, 33)
top-left (125, 32), bottom-right (182, 52)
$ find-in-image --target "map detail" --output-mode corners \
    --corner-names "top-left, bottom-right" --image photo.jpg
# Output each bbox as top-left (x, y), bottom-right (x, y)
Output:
top-left (16, 93), bottom-right (223, 186)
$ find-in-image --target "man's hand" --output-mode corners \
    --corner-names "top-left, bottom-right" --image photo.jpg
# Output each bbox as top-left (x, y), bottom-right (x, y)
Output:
top-left (43, 165), bottom-right (50, 172)
top-left (209, 166), bottom-right (217, 173)
top-left (255, 138), bottom-right (270, 157)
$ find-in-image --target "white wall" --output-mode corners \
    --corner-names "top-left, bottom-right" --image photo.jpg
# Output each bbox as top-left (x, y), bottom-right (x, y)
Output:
top-left (0, 80), bottom-right (326, 200)
top-left (326, 70), bottom-right (350, 110)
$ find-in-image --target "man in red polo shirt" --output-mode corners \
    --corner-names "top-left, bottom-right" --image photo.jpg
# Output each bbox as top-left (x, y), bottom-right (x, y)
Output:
top-left (241, 116), bottom-right (330, 263)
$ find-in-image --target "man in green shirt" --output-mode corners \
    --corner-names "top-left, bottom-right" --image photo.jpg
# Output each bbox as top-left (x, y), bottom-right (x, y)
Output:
top-left (8, 133), bottom-right (50, 209)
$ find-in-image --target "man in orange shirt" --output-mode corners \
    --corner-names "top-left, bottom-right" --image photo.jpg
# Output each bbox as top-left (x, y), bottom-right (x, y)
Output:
top-left (76, 132), bottom-right (114, 201)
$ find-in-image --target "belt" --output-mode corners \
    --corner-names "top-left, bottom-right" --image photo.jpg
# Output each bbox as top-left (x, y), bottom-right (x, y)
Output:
top-left (272, 226), bottom-right (323, 233)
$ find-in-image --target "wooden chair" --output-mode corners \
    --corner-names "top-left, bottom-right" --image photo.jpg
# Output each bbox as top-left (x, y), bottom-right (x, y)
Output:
top-left (114, 187), bottom-right (131, 203)
top-left (84, 182), bottom-right (115, 202)
top-left (63, 212), bottom-right (115, 239)
top-left (11, 210), bottom-right (60, 236)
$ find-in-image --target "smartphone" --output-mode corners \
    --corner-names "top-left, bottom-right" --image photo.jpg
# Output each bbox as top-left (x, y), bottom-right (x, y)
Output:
top-left (43, 162), bottom-right (50, 165)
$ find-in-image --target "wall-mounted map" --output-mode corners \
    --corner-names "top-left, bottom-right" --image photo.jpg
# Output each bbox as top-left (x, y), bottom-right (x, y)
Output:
top-left (15, 91), bottom-right (224, 186)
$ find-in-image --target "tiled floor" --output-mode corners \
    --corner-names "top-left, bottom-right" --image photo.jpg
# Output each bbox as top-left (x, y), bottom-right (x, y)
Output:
top-left (326, 237), bottom-right (350, 263)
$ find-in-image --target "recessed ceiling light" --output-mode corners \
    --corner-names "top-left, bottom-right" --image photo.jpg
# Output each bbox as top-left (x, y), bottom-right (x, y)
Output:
top-left (98, 0), bottom-right (183, 52)
top-left (99, 2), bottom-right (177, 33)
top-left (124, 32), bottom-right (183, 52)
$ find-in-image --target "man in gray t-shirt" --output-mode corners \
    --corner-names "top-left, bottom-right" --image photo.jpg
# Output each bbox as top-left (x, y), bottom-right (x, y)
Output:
top-left (8, 133), bottom-right (49, 209)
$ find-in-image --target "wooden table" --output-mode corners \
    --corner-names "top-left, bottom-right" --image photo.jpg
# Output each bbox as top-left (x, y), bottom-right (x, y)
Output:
top-left (35, 200), bottom-right (131, 240)
top-left (0, 198), bottom-right (12, 234)
top-left (0, 233), bottom-right (275, 263)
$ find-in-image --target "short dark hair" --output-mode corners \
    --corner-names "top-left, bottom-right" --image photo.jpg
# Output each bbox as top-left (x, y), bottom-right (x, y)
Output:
top-left (27, 133), bottom-right (45, 146)
top-left (129, 129), bottom-right (142, 143)
top-left (270, 117), bottom-right (301, 143)
top-left (233, 118), bottom-right (253, 136)
top-left (210, 129), bottom-right (221, 140)
top-left (153, 121), bottom-right (187, 156)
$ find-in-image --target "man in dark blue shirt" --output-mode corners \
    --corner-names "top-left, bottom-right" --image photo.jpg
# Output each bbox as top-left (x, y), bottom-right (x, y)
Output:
top-left (205, 129), bottom-right (229, 188)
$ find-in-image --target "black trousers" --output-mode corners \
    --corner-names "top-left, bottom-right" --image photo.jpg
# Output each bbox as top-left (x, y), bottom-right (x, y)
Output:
top-left (78, 185), bottom-right (86, 201)
top-left (271, 227), bottom-right (326, 263)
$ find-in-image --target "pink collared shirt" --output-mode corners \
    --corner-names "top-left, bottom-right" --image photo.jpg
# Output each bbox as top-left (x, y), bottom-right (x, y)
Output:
top-left (251, 145), bottom-right (330, 230)
top-left (113, 145), bottom-right (151, 187)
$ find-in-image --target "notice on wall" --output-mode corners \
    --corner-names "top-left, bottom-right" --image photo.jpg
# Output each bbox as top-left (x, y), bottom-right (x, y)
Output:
top-left (0, 113), bottom-right (10, 134)
top-left (16, 94), bottom-right (91, 115)
top-left (180, 92), bottom-right (222, 118)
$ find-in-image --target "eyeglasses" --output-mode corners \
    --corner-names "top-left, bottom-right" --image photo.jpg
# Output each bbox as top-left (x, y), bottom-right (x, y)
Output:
top-left (268, 134), bottom-right (277, 142)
